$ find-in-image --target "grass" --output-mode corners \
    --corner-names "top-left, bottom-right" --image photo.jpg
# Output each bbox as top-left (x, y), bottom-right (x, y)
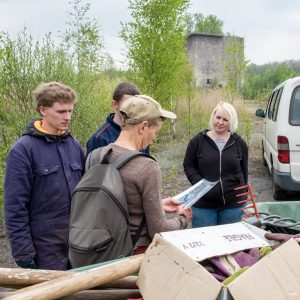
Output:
top-left (158, 88), bottom-right (254, 144)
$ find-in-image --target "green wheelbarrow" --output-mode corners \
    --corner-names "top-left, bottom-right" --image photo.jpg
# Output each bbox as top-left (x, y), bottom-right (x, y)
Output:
top-left (255, 201), bottom-right (300, 235)
top-left (236, 185), bottom-right (300, 235)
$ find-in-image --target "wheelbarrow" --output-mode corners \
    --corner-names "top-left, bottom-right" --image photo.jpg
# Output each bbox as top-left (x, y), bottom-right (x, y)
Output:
top-left (236, 184), bottom-right (300, 235)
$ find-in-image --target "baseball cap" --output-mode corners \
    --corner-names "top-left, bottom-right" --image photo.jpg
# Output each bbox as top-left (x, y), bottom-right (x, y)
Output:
top-left (120, 95), bottom-right (177, 124)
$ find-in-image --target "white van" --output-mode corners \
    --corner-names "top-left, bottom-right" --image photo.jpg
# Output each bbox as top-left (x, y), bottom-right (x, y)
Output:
top-left (256, 76), bottom-right (300, 200)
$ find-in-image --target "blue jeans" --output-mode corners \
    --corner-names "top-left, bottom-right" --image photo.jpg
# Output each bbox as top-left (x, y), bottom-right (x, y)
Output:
top-left (191, 205), bottom-right (245, 228)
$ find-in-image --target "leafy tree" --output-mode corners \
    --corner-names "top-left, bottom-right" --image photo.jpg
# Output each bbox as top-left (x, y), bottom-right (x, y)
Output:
top-left (120, 0), bottom-right (192, 110)
top-left (60, 0), bottom-right (104, 72)
top-left (285, 60), bottom-right (300, 73)
top-left (223, 35), bottom-right (248, 96)
top-left (59, 0), bottom-right (111, 142)
top-left (186, 13), bottom-right (224, 35)
top-left (242, 63), bottom-right (297, 100)
top-left (0, 30), bottom-right (70, 142)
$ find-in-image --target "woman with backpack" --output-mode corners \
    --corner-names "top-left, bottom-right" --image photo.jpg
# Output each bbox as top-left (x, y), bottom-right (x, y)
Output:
top-left (68, 95), bottom-right (191, 267)
top-left (100, 95), bottom-right (192, 255)
top-left (183, 101), bottom-right (248, 228)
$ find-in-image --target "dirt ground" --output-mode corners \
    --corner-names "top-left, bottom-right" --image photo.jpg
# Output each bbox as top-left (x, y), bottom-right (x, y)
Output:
top-left (1, 117), bottom-right (299, 272)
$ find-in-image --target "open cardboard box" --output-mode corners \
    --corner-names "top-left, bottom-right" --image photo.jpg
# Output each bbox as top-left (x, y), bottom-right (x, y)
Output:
top-left (137, 222), bottom-right (300, 300)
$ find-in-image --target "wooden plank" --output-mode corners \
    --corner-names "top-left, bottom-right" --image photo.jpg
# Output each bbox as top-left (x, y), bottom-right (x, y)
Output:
top-left (4, 254), bottom-right (143, 300)
top-left (0, 268), bottom-right (137, 289)
top-left (0, 268), bottom-right (66, 288)
top-left (0, 289), bottom-right (141, 300)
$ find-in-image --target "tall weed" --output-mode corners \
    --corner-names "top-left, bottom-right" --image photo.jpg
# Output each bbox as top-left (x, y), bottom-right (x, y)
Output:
top-left (158, 88), bottom-right (253, 145)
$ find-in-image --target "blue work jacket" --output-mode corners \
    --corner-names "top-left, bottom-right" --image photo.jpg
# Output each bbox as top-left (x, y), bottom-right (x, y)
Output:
top-left (86, 113), bottom-right (150, 156)
top-left (4, 119), bottom-right (85, 270)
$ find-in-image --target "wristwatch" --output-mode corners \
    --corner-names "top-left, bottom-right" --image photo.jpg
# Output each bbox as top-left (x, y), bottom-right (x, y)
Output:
top-left (178, 214), bottom-right (188, 229)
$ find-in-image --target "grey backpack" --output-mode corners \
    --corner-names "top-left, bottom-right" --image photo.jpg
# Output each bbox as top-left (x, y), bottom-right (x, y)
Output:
top-left (68, 147), bottom-right (152, 268)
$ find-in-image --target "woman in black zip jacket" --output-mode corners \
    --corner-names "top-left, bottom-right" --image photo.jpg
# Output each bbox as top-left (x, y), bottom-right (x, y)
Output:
top-left (183, 101), bottom-right (248, 228)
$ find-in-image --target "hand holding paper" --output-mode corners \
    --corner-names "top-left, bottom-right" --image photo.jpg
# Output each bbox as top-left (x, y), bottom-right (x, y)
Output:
top-left (162, 197), bottom-right (180, 212)
top-left (173, 179), bottom-right (219, 208)
top-left (162, 198), bottom-right (192, 221)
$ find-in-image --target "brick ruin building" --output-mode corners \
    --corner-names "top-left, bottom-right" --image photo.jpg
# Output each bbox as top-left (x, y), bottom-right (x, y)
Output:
top-left (186, 33), bottom-right (244, 87)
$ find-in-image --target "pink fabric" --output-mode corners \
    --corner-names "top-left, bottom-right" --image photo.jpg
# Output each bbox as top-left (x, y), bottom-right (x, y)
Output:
top-left (264, 232), bottom-right (300, 249)
top-left (201, 248), bottom-right (260, 281)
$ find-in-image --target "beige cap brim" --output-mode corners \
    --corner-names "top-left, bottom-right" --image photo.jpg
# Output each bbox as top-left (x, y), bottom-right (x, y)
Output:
top-left (160, 109), bottom-right (177, 119)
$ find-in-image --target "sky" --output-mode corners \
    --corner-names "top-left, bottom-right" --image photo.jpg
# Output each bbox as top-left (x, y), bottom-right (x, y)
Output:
top-left (0, 0), bottom-right (300, 68)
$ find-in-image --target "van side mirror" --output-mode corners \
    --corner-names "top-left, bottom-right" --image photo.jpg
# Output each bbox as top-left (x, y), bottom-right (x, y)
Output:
top-left (255, 108), bottom-right (265, 118)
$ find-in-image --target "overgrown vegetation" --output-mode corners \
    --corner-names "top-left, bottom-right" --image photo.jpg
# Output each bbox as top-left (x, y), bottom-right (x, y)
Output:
top-left (223, 35), bottom-right (248, 97)
top-left (0, 0), bottom-right (117, 214)
top-left (1, 0), bottom-right (283, 215)
top-left (242, 62), bottom-right (299, 100)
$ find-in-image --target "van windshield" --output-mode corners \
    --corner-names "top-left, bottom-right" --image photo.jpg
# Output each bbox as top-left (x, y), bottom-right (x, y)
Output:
top-left (290, 86), bottom-right (300, 126)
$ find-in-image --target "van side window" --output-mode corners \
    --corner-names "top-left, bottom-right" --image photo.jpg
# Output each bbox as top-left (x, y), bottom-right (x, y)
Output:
top-left (272, 88), bottom-right (283, 121)
top-left (289, 86), bottom-right (300, 126)
top-left (267, 90), bottom-right (278, 120)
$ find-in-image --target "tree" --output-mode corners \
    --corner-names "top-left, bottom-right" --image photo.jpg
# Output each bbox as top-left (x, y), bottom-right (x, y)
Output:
top-left (120, 0), bottom-right (191, 110)
top-left (60, 0), bottom-right (104, 72)
top-left (242, 63), bottom-right (297, 99)
top-left (59, 0), bottom-right (112, 141)
top-left (223, 35), bottom-right (247, 96)
top-left (186, 13), bottom-right (224, 35)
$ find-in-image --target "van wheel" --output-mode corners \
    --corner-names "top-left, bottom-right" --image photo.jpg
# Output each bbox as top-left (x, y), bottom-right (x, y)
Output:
top-left (272, 169), bottom-right (287, 200)
top-left (262, 143), bottom-right (267, 166)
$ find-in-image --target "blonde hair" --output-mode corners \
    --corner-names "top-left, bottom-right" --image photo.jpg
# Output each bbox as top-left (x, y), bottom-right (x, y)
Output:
top-left (209, 101), bottom-right (238, 133)
top-left (120, 112), bottom-right (164, 129)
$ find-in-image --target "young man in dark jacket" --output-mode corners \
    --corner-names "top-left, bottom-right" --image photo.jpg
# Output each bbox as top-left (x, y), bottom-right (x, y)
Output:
top-left (86, 82), bottom-right (150, 155)
top-left (4, 82), bottom-right (85, 270)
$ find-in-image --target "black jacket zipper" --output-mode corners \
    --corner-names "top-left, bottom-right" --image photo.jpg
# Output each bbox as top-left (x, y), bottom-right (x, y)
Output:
top-left (219, 140), bottom-right (236, 205)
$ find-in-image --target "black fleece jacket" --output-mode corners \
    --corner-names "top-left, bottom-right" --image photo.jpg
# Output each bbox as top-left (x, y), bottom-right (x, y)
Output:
top-left (183, 131), bottom-right (248, 209)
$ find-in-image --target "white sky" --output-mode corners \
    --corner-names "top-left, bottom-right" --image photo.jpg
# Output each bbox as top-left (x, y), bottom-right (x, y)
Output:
top-left (0, 0), bottom-right (299, 68)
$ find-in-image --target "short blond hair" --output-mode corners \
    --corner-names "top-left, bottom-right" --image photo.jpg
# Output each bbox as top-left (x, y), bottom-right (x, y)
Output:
top-left (209, 101), bottom-right (238, 133)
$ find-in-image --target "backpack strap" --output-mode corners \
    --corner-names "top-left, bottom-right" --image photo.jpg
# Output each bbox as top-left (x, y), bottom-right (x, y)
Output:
top-left (111, 150), bottom-right (155, 170)
top-left (109, 149), bottom-right (153, 245)
top-left (132, 215), bottom-right (146, 247)
top-left (101, 148), bottom-right (112, 164)
top-left (85, 147), bottom-right (103, 171)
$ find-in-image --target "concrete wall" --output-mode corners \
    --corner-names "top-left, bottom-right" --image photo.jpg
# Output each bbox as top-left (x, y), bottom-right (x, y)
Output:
top-left (186, 33), bottom-right (244, 87)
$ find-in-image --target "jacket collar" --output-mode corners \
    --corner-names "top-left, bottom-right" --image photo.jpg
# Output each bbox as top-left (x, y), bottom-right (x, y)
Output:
top-left (22, 118), bottom-right (70, 142)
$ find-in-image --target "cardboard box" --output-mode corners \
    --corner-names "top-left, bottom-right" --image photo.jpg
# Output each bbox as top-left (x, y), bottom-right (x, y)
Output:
top-left (137, 223), bottom-right (300, 300)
